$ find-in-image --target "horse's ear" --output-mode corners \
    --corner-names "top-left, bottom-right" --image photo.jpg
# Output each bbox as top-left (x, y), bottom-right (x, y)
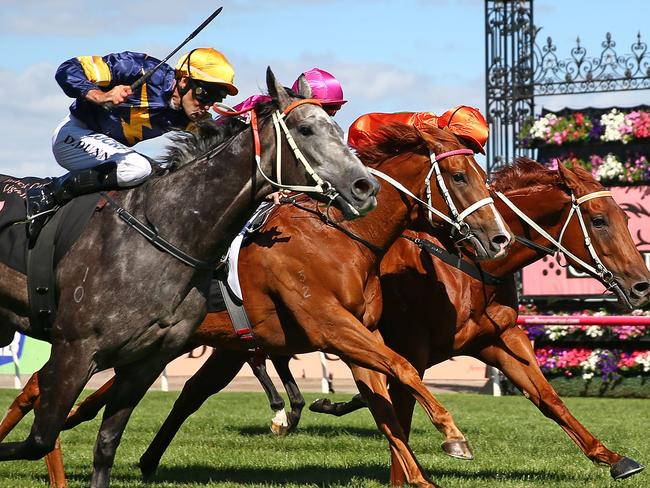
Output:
top-left (557, 162), bottom-right (582, 189)
top-left (414, 127), bottom-right (439, 152)
top-left (266, 67), bottom-right (292, 110)
top-left (295, 74), bottom-right (312, 98)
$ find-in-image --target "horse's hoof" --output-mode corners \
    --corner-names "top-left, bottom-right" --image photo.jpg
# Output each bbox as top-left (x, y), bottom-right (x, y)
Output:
top-left (610, 457), bottom-right (644, 480)
top-left (270, 421), bottom-right (289, 436)
top-left (309, 398), bottom-right (333, 413)
top-left (441, 439), bottom-right (474, 460)
top-left (138, 457), bottom-right (159, 480)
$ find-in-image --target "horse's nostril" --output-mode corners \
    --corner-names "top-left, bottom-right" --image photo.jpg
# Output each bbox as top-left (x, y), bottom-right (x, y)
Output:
top-left (352, 177), bottom-right (376, 199)
top-left (491, 234), bottom-right (510, 246)
top-left (632, 281), bottom-right (650, 295)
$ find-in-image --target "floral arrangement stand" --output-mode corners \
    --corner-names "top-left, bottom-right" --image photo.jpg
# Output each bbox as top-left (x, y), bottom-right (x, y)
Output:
top-left (515, 308), bottom-right (650, 398)
top-left (519, 105), bottom-right (650, 185)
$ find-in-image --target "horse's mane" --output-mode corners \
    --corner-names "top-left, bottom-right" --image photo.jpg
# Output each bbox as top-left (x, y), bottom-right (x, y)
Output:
top-left (491, 157), bottom-right (563, 193)
top-left (354, 123), bottom-right (428, 164)
top-left (156, 99), bottom-right (283, 171)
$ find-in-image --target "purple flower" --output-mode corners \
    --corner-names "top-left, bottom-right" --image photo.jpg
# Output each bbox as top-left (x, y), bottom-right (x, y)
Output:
top-left (588, 118), bottom-right (604, 139)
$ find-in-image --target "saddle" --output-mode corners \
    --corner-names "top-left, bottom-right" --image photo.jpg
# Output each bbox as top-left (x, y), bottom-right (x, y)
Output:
top-left (207, 200), bottom-right (277, 349)
top-left (0, 174), bottom-right (101, 337)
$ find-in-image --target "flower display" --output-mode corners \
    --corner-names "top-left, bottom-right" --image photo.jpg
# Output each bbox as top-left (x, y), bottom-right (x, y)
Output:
top-left (518, 107), bottom-right (650, 185)
top-left (521, 107), bottom-right (650, 146)
top-left (543, 152), bottom-right (649, 185)
top-left (519, 306), bottom-right (650, 383)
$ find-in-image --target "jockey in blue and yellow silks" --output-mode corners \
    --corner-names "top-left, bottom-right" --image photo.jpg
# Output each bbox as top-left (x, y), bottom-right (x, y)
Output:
top-left (26, 47), bottom-right (238, 236)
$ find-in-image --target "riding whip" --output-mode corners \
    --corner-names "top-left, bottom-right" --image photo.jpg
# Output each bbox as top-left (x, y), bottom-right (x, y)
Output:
top-left (130, 6), bottom-right (223, 91)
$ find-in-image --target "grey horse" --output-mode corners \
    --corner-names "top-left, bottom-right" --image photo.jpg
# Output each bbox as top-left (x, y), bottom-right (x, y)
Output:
top-left (0, 68), bottom-right (378, 488)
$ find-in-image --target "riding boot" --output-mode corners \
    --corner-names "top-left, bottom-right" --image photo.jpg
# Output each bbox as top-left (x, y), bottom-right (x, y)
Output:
top-left (26, 162), bottom-right (119, 238)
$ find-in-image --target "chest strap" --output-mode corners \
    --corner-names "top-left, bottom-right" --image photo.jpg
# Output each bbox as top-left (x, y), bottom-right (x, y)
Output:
top-left (401, 234), bottom-right (504, 286)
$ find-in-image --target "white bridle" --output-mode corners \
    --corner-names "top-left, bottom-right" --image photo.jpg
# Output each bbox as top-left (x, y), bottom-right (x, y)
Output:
top-left (369, 148), bottom-right (503, 239)
top-left (495, 189), bottom-right (618, 286)
top-left (215, 99), bottom-right (339, 200)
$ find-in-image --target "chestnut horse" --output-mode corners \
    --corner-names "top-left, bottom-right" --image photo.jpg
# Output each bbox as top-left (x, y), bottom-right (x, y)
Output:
top-left (310, 158), bottom-right (650, 483)
top-left (0, 124), bottom-right (511, 488)
top-left (0, 70), bottom-right (380, 488)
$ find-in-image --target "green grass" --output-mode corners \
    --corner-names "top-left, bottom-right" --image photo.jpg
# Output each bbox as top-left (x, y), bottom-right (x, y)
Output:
top-left (0, 389), bottom-right (646, 487)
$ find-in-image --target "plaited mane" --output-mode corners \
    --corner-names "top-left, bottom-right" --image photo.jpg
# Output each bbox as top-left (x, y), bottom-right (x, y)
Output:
top-left (491, 157), bottom-right (562, 193)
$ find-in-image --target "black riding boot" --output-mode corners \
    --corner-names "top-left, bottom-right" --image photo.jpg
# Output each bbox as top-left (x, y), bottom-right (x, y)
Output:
top-left (26, 162), bottom-right (119, 238)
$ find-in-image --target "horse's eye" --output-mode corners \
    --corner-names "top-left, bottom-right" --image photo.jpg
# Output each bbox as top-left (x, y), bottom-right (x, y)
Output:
top-left (592, 216), bottom-right (606, 228)
top-left (452, 172), bottom-right (466, 183)
top-left (298, 125), bottom-right (313, 136)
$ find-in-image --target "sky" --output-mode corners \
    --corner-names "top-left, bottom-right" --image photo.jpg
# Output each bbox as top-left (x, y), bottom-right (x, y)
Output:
top-left (0, 0), bottom-right (648, 177)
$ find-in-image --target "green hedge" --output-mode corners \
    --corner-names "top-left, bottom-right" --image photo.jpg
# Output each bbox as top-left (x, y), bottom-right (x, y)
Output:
top-left (504, 375), bottom-right (649, 398)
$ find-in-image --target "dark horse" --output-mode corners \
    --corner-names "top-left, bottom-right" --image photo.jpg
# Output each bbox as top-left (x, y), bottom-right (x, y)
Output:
top-left (1, 123), bottom-right (513, 488)
top-left (0, 69), bottom-right (379, 488)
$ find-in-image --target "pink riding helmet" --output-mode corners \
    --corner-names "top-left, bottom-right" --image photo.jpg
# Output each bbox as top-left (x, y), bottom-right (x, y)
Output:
top-left (291, 68), bottom-right (347, 109)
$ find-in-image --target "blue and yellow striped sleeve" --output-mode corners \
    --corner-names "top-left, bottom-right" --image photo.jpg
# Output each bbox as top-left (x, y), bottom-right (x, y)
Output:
top-left (55, 51), bottom-right (147, 99)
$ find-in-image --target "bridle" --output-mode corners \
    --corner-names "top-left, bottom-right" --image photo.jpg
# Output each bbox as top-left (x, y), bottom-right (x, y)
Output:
top-left (368, 148), bottom-right (499, 242)
top-left (495, 189), bottom-right (627, 302)
top-left (214, 99), bottom-right (340, 199)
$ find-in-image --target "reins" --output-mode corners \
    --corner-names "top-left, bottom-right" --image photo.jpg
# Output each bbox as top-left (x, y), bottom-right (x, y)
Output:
top-left (101, 192), bottom-right (220, 271)
top-left (283, 196), bottom-right (384, 255)
top-left (400, 233), bottom-right (504, 285)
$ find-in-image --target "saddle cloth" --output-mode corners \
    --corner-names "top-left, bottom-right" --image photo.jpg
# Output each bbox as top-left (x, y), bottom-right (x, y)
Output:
top-left (0, 175), bottom-right (51, 273)
top-left (0, 174), bottom-right (102, 337)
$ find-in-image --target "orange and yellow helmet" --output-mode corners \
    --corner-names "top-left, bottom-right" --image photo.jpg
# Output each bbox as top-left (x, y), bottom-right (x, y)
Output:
top-left (175, 48), bottom-right (238, 96)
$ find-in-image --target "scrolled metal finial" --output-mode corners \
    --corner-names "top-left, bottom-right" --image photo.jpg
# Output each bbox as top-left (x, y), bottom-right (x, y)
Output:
top-left (532, 30), bottom-right (650, 94)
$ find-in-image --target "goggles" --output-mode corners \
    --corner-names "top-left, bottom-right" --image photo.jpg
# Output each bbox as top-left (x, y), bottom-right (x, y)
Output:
top-left (189, 79), bottom-right (229, 105)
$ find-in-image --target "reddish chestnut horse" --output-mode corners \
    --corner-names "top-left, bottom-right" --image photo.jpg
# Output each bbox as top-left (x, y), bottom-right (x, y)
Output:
top-left (311, 158), bottom-right (650, 483)
top-left (0, 123), bottom-right (511, 488)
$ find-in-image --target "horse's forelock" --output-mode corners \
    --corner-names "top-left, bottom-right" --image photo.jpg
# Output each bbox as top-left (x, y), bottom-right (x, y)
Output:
top-left (491, 157), bottom-right (562, 193)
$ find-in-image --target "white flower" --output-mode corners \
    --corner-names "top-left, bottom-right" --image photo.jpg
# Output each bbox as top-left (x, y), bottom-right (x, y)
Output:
top-left (580, 349), bottom-right (603, 378)
top-left (596, 154), bottom-right (625, 181)
top-left (600, 109), bottom-right (632, 143)
top-left (546, 326), bottom-right (570, 341)
top-left (635, 352), bottom-right (650, 373)
top-left (585, 326), bottom-right (604, 338)
top-left (529, 114), bottom-right (558, 140)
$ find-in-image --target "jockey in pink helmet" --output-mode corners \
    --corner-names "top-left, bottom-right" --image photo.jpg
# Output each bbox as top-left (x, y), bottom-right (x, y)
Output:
top-left (228, 67), bottom-right (346, 119)
top-left (291, 68), bottom-right (347, 116)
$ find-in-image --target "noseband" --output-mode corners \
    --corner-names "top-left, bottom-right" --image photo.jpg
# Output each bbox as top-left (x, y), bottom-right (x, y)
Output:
top-left (369, 148), bottom-right (497, 242)
top-left (214, 99), bottom-right (338, 198)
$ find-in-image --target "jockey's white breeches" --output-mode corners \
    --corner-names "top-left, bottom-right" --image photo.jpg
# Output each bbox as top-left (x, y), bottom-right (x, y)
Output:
top-left (52, 115), bottom-right (152, 187)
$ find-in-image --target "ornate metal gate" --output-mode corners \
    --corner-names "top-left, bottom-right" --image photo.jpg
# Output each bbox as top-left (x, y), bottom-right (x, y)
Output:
top-left (485, 0), bottom-right (650, 173)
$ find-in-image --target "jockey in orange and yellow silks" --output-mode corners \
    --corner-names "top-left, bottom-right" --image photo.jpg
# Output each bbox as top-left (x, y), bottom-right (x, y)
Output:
top-left (348, 106), bottom-right (488, 154)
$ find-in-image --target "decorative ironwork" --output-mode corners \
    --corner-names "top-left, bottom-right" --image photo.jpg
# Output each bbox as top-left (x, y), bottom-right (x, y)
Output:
top-left (485, 0), bottom-right (536, 171)
top-left (485, 0), bottom-right (650, 174)
top-left (534, 32), bottom-right (650, 95)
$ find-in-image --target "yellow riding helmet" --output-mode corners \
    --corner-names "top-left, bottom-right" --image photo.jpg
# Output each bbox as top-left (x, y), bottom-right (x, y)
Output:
top-left (175, 48), bottom-right (238, 96)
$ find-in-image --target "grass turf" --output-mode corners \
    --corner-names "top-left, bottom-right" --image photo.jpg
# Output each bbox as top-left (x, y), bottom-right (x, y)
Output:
top-left (0, 389), bottom-right (646, 487)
